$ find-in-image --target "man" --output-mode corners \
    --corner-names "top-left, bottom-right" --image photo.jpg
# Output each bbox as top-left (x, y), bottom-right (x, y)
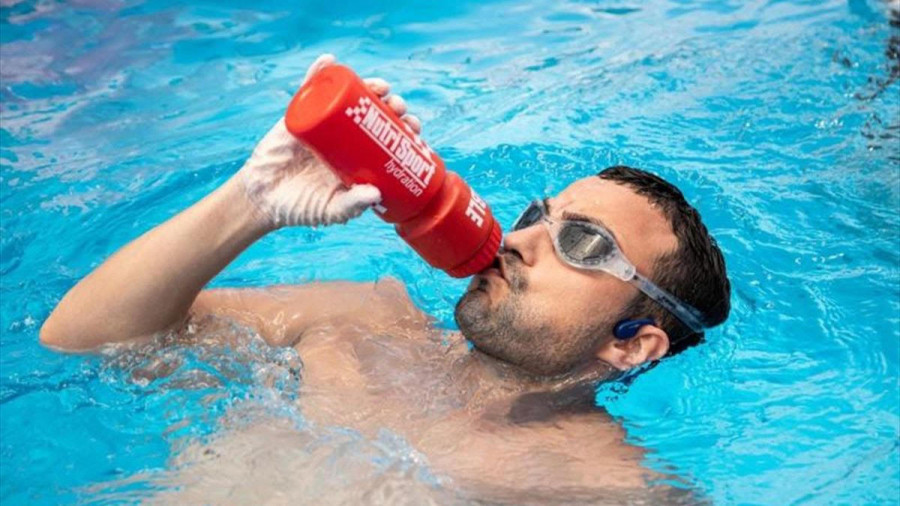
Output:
top-left (40, 55), bottom-right (730, 502)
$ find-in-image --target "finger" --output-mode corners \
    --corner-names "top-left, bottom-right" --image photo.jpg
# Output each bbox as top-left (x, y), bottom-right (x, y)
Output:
top-left (304, 53), bottom-right (336, 84)
top-left (401, 114), bottom-right (422, 134)
top-left (327, 184), bottom-right (382, 224)
top-left (384, 94), bottom-right (407, 117)
top-left (364, 77), bottom-right (390, 97)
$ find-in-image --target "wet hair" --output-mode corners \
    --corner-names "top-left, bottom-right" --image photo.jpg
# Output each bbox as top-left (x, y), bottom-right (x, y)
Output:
top-left (597, 166), bottom-right (731, 356)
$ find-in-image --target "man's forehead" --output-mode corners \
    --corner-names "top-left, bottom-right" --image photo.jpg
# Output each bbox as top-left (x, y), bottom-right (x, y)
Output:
top-left (550, 176), bottom-right (678, 263)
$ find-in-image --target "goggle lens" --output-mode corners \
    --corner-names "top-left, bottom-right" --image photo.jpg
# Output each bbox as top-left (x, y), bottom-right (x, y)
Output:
top-left (512, 201), bottom-right (617, 266)
top-left (556, 222), bottom-right (616, 265)
top-left (508, 199), bottom-right (708, 334)
top-left (513, 202), bottom-right (544, 231)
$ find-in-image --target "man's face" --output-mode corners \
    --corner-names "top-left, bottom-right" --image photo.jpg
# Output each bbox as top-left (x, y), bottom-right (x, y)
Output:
top-left (454, 177), bottom-right (679, 376)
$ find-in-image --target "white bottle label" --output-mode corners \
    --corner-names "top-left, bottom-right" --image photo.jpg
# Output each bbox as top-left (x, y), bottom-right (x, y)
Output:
top-left (466, 192), bottom-right (487, 228)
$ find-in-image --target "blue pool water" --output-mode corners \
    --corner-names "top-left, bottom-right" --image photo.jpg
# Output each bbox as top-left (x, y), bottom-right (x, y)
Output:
top-left (2, 0), bottom-right (899, 503)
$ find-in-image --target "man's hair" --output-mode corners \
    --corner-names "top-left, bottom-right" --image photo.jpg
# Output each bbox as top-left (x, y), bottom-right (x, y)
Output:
top-left (598, 166), bottom-right (731, 356)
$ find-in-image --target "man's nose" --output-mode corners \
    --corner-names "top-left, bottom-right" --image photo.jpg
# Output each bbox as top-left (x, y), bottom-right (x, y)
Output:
top-left (501, 223), bottom-right (549, 267)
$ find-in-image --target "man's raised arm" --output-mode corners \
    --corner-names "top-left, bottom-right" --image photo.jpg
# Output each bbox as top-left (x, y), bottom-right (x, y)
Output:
top-left (40, 175), bottom-right (273, 351)
top-left (40, 54), bottom-right (421, 352)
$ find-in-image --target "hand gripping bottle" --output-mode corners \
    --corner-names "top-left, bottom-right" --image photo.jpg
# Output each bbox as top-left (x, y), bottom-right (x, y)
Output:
top-left (284, 64), bottom-right (501, 278)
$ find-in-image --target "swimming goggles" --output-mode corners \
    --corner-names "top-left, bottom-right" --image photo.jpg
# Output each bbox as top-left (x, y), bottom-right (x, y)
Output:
top-left (511, 199), bottom-right (708, 334)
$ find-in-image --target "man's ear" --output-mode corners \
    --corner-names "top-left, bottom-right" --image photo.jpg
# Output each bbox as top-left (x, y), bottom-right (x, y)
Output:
top-left (595, 324), bottom-right (670, 371)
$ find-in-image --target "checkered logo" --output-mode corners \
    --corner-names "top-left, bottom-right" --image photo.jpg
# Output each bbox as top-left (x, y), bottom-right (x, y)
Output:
top-left (345, 96), bottom-right (373, 124)
top-left (345, 94), bottom-right (434, 158)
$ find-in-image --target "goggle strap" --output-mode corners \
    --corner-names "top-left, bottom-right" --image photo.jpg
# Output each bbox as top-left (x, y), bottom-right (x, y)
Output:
top-left (514, 199), bottom-right (708, 334)
top-left (630, 272), bottom-right (707, 334)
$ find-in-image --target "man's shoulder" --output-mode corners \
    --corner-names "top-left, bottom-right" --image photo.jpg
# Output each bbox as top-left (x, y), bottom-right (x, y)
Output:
top-left (348, 276), bottom-right (430, 329)
top-left (190, 277), bottom-right (431, 348)
top-left (290, 276), bottom-right (432, 338)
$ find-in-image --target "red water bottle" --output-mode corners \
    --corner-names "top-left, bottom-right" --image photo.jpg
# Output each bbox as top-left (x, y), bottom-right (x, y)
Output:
top-left (284, 64), bottom-right (501, 278)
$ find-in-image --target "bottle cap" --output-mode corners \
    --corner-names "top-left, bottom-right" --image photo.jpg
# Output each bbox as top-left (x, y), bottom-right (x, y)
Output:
top-left (446, 220), bottom-right (502, 278)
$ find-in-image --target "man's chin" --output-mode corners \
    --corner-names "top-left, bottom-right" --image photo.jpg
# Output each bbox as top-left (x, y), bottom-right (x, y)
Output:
top-left (455, 287), bottom-right (487, 314)
top-left (454, 289), bottom-right (494, 337)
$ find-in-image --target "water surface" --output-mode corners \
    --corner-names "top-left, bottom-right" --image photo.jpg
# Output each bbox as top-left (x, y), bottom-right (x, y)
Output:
top-left (1, 0), bottom-right (899, 503)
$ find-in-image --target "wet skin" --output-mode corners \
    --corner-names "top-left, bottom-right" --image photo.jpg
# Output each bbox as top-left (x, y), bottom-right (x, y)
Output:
top-left (189, 279), bottom-right (653, 500)
top-left (37, 53), bottom-right (692, 498)
top-left (456, 177), bottom-right (678, 375)
top-left (185, 177), bottom-right (684, 500)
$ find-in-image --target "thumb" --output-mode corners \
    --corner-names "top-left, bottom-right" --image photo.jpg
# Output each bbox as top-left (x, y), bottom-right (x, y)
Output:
top-left (326, 184), bottom-right (382, 224)
top-left (303, 53), bottom-right (336, 84)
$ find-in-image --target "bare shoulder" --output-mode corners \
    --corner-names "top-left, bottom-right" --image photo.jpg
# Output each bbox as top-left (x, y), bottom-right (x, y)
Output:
top-left (189, 277), bottom-right (431, 348)
top-left (437, 408), bottom-right (702, 503)
top-left (501, 404), bottom-right (708, 502)
top-left (369, 276), bottom-right (433, 329)
top-left (286, 276), bottom-right (430, 332)
top-left (503, 410), bottom-right (649, 487)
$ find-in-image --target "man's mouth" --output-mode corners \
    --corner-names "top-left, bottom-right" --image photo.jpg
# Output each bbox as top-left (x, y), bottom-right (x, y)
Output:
top-left (479, 256), bottom-right (508, 282)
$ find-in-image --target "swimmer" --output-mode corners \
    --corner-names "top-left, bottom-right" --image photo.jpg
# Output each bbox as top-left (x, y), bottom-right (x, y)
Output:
top-left (40, 54), bottom-right (731, 502)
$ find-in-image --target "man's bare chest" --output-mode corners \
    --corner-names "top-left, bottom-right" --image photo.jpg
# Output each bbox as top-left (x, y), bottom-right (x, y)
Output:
top-left (290, 329), bottom-right (650, 493)
top-left (292, 328), bottom-right (479, 429)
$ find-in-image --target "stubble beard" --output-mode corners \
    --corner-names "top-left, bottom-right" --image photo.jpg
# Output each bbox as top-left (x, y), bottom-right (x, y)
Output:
top-left (454, 257), bottom-right (613, 377)
top-left (454, 260), bottom-right (555, 374)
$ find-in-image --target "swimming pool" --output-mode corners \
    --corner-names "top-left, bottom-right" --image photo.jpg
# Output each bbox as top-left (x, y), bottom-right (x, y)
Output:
top-left (2, 0), bottom-right (898, 503)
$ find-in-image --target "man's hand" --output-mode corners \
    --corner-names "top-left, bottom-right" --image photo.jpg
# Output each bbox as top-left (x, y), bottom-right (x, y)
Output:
top-left (238, 54), bottom-right (423, 228)
top-left (40, 53), bottom-right (425, 351)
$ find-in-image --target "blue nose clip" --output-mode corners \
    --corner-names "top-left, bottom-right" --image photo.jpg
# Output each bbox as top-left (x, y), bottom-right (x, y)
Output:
top-left (613, 318), bottom-right (656, 340)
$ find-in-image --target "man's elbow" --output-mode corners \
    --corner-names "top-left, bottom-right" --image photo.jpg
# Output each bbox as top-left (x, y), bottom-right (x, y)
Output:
top-left (39, 314), bottom-right (66, 349)
top-left (39, 314), bottom-right (86, 352)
